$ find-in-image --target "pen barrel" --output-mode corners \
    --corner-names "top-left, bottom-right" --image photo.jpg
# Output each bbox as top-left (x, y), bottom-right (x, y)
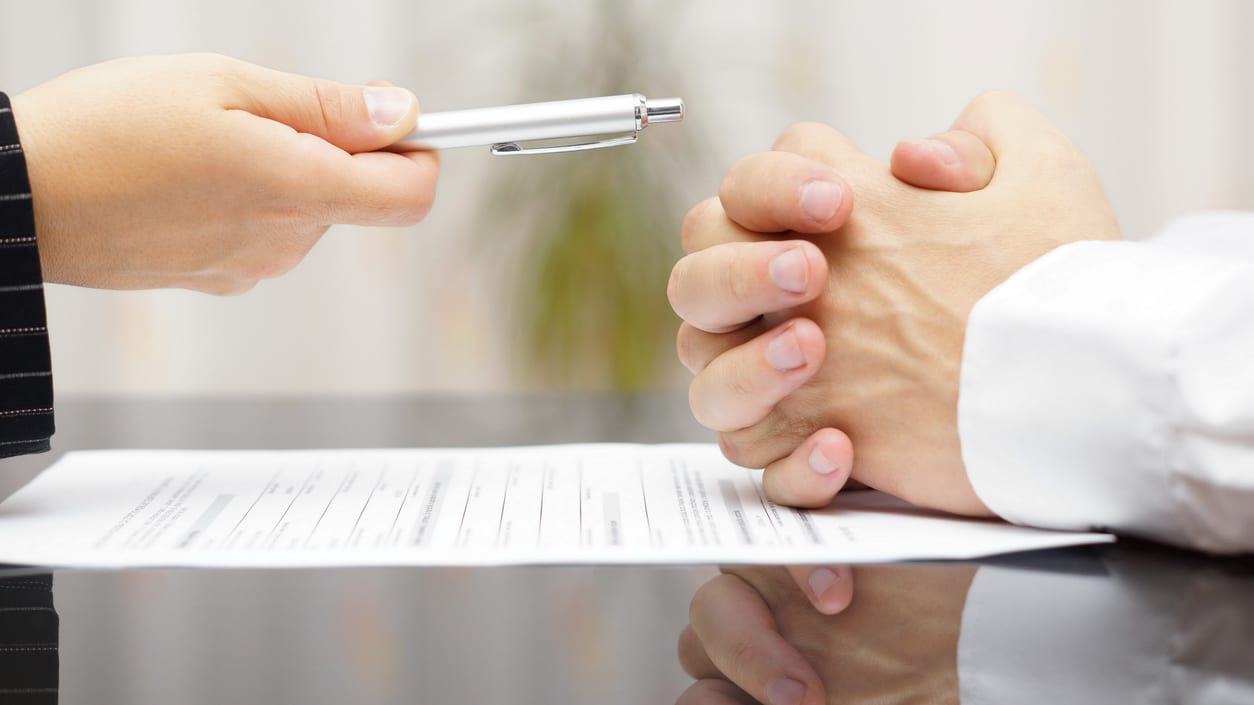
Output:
top-left (393, 94), bottom-right (644, 150)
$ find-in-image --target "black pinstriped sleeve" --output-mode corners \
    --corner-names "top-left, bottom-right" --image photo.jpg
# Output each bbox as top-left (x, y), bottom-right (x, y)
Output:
top-left (0, 92), bottom-right (54, 459)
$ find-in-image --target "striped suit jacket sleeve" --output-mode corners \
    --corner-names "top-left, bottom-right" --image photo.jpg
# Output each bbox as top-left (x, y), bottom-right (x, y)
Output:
top-left (0, 92), bottom-right (54, 459)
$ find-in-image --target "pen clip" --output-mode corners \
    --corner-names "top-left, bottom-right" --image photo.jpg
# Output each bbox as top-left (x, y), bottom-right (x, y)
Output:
top-left (490, 134), bottom-right (638, 156)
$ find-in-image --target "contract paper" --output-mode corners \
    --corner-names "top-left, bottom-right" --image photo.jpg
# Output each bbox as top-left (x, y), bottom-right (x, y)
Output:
top-left (0, 445), bottom-right (1112, 568)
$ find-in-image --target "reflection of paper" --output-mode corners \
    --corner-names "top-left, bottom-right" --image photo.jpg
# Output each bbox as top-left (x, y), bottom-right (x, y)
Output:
top-left (0, 445), bottom-right (1111, 568)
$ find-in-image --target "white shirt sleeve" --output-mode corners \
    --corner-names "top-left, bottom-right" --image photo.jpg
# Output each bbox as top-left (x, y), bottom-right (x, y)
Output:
top-left (959, 211), bottom-right (1254, 552)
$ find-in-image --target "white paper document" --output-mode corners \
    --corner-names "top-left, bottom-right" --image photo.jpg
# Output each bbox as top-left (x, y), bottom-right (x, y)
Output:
top-left (0, 444), bottom-right (1111, 568)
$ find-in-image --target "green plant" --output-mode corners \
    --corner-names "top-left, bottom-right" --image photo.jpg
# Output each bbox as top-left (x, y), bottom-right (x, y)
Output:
top-left (476, 0), bottom-right (698, 391)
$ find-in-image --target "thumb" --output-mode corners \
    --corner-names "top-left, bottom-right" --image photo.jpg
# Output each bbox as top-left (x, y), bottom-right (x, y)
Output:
top-left (949, 91), bottom-right (1079, 183)
top-left (232, 64), bottom-right (420, 154)
top-left (889, 129), bottom-right (995, 193)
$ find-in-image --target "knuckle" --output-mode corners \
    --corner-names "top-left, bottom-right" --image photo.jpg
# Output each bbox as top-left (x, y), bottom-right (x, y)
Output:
top-left (723, 360), bottom-right (759, 403)
top-left (964, 90), bottom-right (1039, 127)
top-left (717, 431), bottom-right (758, 468)
top-left (720, 427), bottom-right (788, 470)
top-left (772, 121), bottom-right (833, 151)
top-left (401, 159), bottom-right (441, 224)
top-left (244, 240), bottom-right (314, 281)
top-left (1041, 140), bottom-right (1092, 176)
top-left (666, 259), bottom-right (688, 312)
top-left (675, 324), bottom-right (700, 371)
top-left (692, 371), bottom-right (753, 432)
top-left (189, 52), bottom-right (237, 75)
top-left (409, 196), bottom-right (436, 224)
top-left (392, 191), bottom-right (435, 226)
top-left (243, 257), bottom-right (284, 281)
top-left (676, 631), bottom-right (705, 680)
top-left (689, 574), bottom-right (740, 629)
top-left (374, 165), bottom-right (441, 226)
top-left (717, 432), bottom-right (745, 466)
top-left (719, 252), bottom-right (755, 307)
top-left (679, 197), bottom-right (718, 253)
top-left (688, 382), bottom-right (718, 430)
top-left (970, 89), bottom-right (1020, 111)
top-left (312, 80), bottom-right (345, 135)
top-left (688, 574), bottom-right (742, 628)
top-left (717, 157), bottom-right (752, 202)
top-left (965, 91), bottom-right (998, 114)
top-left (199, 54), bottom-right (251, 100)
top-left (187, 52), bottom-right (224, 70)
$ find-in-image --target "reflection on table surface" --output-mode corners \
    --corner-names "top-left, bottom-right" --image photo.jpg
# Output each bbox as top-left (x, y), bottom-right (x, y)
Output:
top-left (679, 545), bottom-right (1254, 705)
top-left (8, 543), bottom-right (1254, 705)
top-left (1, 397), bottom-right (1252, 704)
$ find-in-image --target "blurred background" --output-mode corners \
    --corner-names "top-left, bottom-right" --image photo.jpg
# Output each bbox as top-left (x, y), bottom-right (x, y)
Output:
top-left (0, 0), bottom-right (1252, 395)
top-left (0, 3), bottom-right (1251, 702)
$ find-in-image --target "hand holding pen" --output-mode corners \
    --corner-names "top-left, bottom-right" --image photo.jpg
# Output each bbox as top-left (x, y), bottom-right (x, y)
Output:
top-left (8, 52), bottom-right (682, 296)
top-left (13, 54), bottom-right (438, 294)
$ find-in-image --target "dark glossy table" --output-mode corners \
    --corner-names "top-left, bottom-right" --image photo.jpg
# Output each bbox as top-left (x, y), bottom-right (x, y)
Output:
top-left (0, 396), bottom-right (1251, 705)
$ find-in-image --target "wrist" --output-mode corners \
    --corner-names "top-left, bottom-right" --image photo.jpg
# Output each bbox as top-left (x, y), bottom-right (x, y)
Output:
top-left (10, 91), bottom-right (73, 285)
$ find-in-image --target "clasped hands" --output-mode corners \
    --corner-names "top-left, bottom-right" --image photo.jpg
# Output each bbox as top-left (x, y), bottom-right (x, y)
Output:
top-left (669, 92), bottom-right (1121, 609)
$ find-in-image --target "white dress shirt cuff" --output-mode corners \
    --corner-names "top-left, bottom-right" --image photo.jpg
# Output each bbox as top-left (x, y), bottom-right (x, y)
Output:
top-left (958, 239), bottom-right (1254, 550)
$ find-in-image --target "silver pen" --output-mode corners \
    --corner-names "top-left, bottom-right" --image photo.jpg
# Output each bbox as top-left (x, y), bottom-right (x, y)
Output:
top-left (389, 93), bottom-right (685, 156)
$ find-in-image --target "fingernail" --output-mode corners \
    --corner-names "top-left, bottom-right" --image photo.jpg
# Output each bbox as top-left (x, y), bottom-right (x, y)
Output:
top-left (769, 247), bottom-right (809, 294)
top-left (364, 86), bottom-right (412, 128)
top-left (766, 328), bottom-right (805, 371)
top-left (807, 567), bottom-right (840, 601)
top-left (808, 445), bottom-right (839, 475)
top-left (765, 677), bottom-right (806, 705)
top-left (923, 137), bottom-right (959, 166)
top-left (799, 180), bottom-right (842, 225)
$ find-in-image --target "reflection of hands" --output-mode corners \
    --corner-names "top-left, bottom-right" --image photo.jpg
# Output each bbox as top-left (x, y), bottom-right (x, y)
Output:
top-left (13, 54), bottom-right (439, 294)
top-left (669, 92), bottom-right (1120, 517)
top-left (677, 564), bottom-right (976, 705)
